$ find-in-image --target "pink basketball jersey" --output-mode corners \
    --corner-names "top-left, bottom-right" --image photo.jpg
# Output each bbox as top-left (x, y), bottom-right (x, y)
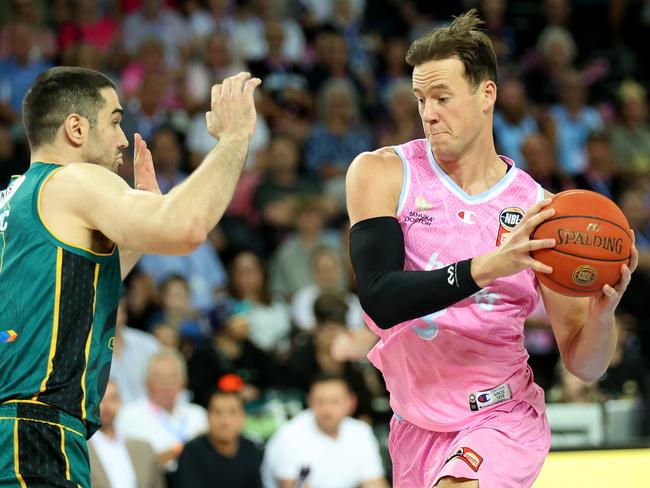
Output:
top-left (364, 138), bottom-right (546, 432)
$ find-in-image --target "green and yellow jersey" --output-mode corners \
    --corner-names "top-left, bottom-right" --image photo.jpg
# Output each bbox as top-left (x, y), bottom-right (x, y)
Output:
top-left (0, 163), bottom-right (121, 438)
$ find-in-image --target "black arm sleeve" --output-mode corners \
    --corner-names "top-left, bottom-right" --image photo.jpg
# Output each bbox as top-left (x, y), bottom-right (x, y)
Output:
top-left (350, 216), bottom-right (481, 329)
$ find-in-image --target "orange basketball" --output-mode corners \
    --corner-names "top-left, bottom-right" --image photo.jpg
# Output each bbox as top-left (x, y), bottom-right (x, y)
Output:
top-left (530, 189), bottom-right (632, 297)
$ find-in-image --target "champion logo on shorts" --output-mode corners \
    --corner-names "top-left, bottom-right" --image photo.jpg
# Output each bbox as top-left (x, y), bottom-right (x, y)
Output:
top-left (445, 446), bottom-right (483, 472)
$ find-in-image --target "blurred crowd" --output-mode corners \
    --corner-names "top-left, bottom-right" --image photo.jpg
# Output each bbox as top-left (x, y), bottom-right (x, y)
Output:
top-left (1, 0), bottom-right (650, 486)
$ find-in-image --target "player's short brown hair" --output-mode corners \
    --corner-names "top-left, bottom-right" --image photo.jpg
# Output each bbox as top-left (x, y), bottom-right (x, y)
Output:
top-left (22, 66), bottom-right (116, 149)
top-left (405, 9), bottom-right (498, 91)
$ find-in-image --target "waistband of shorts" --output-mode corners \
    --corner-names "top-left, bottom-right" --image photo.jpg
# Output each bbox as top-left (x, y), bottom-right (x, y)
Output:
top-left (0, 400), bottom-right (87, 438)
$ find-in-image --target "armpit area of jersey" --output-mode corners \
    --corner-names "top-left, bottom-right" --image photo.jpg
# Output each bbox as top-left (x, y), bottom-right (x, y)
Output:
top-left (349, 216), bottom-right (481, 329)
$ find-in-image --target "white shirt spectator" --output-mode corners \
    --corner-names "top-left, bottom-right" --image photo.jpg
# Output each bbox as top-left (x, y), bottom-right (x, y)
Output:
top-left (187, 111), bottom-right (270, 169)
top-left (122, 8), bottom-right (190, 68)
top-left (90, 431), bottom-right (137, 488)
top-left (116, 397), bottom-right (208, 469)
top-left (110, 326), bottom-right (161, 404)
top-left (291, 285), bottom-right (365, 331)
top-left (262, 410), bottom-right (384, 488)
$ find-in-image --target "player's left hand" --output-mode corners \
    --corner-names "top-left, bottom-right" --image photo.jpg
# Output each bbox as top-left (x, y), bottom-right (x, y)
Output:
top-left (588, 230), bottom-right (638, 319)
top-left (133, 132), bottom-right (161, 195)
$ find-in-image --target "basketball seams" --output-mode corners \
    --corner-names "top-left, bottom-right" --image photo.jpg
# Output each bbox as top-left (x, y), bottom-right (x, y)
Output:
top-left (538, 273), bottom-right (600, 296)
top-left (532, 215), bottom-right (632, 237)
top-left (536, 248), bottom-right (631, 263)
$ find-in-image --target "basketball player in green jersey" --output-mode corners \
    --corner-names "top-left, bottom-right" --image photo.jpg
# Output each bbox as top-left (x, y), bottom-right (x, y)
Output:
top-left (0, 67), bottom-right (261, 487)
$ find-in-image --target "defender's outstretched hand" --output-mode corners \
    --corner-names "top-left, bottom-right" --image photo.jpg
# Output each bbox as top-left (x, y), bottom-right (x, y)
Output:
top-left (133, 132), bottom-right (161, 195)
top-left (206, 72), bottom-right (262, 140)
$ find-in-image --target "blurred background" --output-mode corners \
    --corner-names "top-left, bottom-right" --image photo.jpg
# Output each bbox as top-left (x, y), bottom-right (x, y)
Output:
top-left (1, 0), bottom-right (649, 486)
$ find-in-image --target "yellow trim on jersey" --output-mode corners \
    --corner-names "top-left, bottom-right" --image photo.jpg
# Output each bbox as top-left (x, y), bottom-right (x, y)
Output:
top-left (60, 425), bottom-right (70, 479)
top-left (13, 419), bottom-right (27, 488)
top-left (34, 247), bottom-right (63, 399)
top-left (37, 167), bottom-right (116, 257)
top-left (80, 263), bottom-right (100, 422)
top-left (1, 416), bottom-right (84, 438)
top-left (3, 399), bottom-right (50, 407)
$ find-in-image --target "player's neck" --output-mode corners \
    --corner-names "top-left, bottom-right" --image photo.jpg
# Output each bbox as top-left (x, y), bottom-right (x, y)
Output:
top-left (30, 144), bottom-right (82, 166)
top-left (437, 145), bottom-right (506, 196)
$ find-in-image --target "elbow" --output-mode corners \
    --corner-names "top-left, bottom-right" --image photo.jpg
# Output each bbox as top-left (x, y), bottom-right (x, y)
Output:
top-left (358, 288), bottom-right (395, 330)
top-left (177, 217), bottom-right (207, 254)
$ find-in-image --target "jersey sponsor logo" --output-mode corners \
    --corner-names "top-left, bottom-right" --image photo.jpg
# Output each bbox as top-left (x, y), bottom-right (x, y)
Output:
top-left (469, 383), bottom-right (512, 411)
top-left (456, 210), bottom-right (476, 224)
top-left (0, 175), bottom-right (25, 208)
top-left (415, 196), bottom-right (434, 211)
top-left (0, 329), bottom-right (18, 343)
top-left (405, 210), bottom-right (433, 226)
top-left (445, 447), bottom-right (484, 472)
top-left (496, 207), bottom-right (524, 246)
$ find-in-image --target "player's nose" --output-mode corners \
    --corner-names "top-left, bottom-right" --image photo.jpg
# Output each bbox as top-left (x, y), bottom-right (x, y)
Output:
top-left (421, 100), bottom-right (440, 124)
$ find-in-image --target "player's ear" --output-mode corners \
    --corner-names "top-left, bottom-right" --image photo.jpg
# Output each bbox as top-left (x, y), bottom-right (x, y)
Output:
top-left (62, 113), bottom-right (87, 147)
top-left (482, 80), bottom-right (497, 113)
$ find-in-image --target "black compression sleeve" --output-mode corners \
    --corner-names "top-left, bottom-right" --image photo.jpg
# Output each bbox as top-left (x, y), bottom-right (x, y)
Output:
top-left (350, 216), bottom-right (481, 329)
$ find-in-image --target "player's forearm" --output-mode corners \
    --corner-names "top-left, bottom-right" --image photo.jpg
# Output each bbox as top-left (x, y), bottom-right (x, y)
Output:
top-left (564, 314), bottom-right (617, 383)
top-left (165, 133), bottom-right (251, 234)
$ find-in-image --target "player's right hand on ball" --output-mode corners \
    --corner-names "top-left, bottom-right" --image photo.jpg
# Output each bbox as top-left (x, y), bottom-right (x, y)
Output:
top-left (472, 197), bottom-right (557, 287)
top-left (206, 72), bottom-right (261, 140)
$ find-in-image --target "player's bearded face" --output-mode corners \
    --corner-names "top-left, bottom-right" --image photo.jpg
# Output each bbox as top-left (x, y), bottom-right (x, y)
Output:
top-left (85, 125), bottom-right (121, 172)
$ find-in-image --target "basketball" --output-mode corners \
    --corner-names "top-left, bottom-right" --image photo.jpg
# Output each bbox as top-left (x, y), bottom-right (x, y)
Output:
top-left (530, 190), bottom-right (632, 297)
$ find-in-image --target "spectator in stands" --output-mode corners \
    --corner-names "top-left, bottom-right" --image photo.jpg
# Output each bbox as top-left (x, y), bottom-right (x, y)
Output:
top-left (305, 78), bottom-right (373, 210)
top-left (110, 296), bottom-right (161, 404)
top-left (262, 373), bottom-right (387, 488)
top-left (184, 31), bottom-right (247, 115)
top-left (572, 131), bottom-right (625, 201)
top-left (253, 135), bottom-right (325, 251)
top-left (0, 21), bottom-right (52, 124)
top-left (188, 303), bottom-right (276, 408)
top-left (58, 0), bottom-right (119, 67)
top-left (0, 122), bottom-right (25, 187)
top-left (269, 196), bottom-right (341, 300)
top-left (493, 77), bottom-right (539, 168)
top-left (117, 350), bottom-right (208, 474)
top-left (0, 0), bottom-right (57, 62)
top-left (375, 37), bottom-right (410, 98)
top-left (89, 380), bottom-right (164, 488)
top-left (598, 313), bottom-right (650, 434)
top-left (610, 79), bottom-right (650, 173)
top-left (286, 292), bottom-right (378, 421)
top-left (520, 132), bottom-right (572, 194)
top-left (291, 246), bottom-right (363, 331)
top-left (226, 250), bottom-right (290, 352)
top-left (548, 70), bottom-right (603, 175)
top-left (176, 388), bottom-right (263, 487)
top-left (123, 71), bottom-right (178, 142)
top-left (122, 0), bottom-right (190, 69)
top-left (376, 78), bottom-right (421, 148)
top-left (120, 38), bottom-right (167, 102)
top-left (524, 26), bottom-right (577, 106)
top-left (146, 274), bottom-right (211, 353)
top-left (124, 270), bottom-right (160, 331)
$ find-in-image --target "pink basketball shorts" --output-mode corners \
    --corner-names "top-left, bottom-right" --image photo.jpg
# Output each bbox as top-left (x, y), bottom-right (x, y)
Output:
top-left (389, 401), bottom-right (551, 487)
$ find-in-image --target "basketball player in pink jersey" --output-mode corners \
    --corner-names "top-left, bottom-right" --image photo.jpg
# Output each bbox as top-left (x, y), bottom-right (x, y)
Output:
top-left (346, 9), bottom-right (638, 488)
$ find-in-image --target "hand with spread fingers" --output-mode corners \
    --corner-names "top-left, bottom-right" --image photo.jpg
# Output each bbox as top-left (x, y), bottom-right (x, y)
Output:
top-left (205, 72), bottom-right (262, 141)
top-left (472, 197), bottom-right (558, 287)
